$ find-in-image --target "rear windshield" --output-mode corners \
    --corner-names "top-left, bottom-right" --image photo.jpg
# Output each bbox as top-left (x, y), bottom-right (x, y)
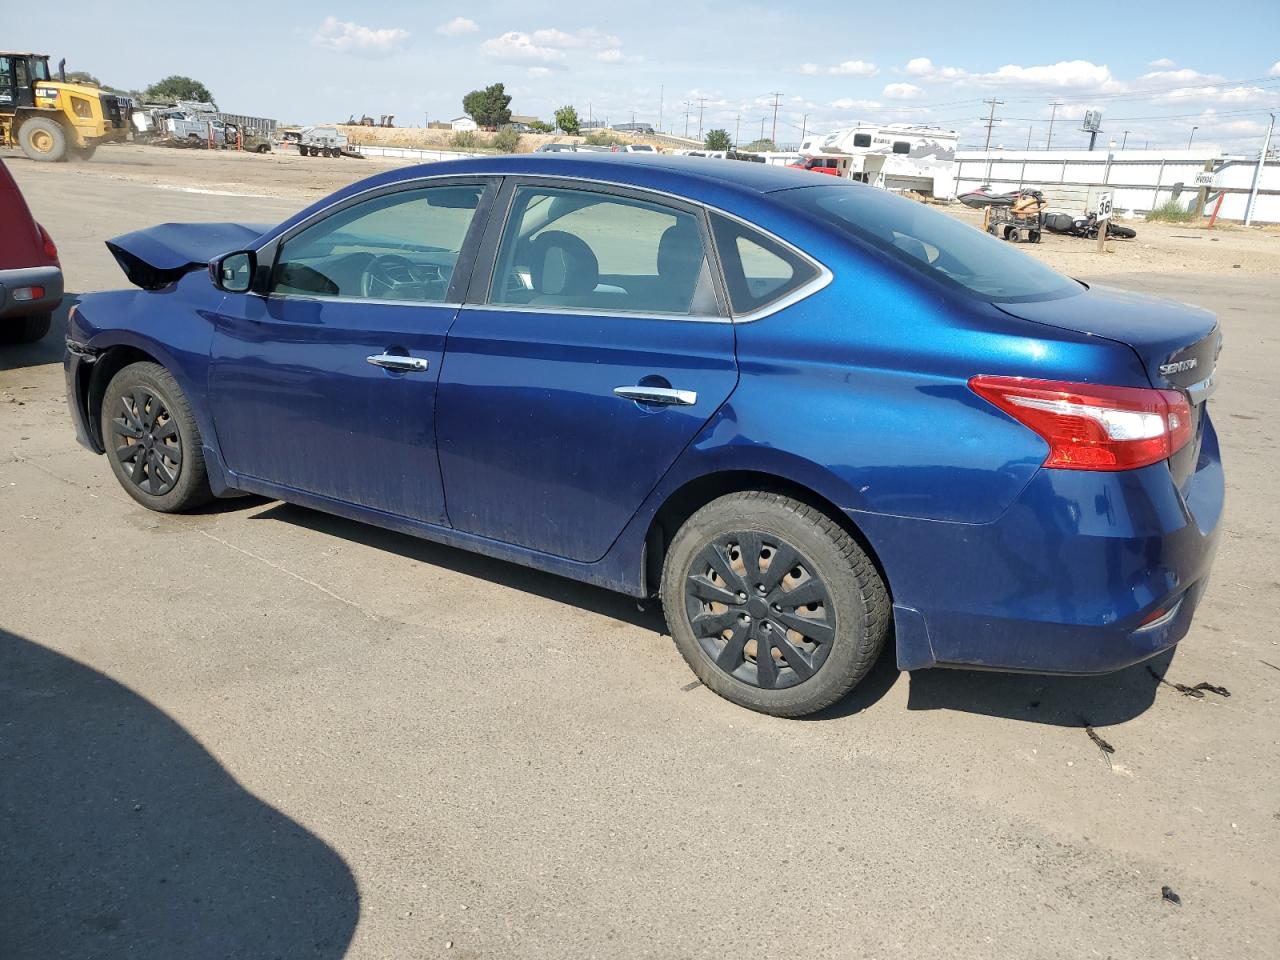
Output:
top-left (781, 183), bottom-right (1081, 303)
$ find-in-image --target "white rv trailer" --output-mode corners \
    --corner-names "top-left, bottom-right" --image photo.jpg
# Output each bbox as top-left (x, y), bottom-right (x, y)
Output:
top-left (805, 123), bottom-right (959, 199)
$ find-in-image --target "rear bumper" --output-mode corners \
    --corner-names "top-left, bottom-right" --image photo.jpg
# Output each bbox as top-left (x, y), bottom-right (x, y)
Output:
top-left (0, 265), bottom-right (62, 319)
top-left (859, 415), bottom-right (1224, 674)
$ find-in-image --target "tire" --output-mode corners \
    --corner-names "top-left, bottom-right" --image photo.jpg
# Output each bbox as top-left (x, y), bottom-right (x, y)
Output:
top-left (256, 143), bottom-right (270, 154)
top-left (1108, 224), bottom-right (1137, 239)
top-left (1028, 229), bottom-right (1041, 244)
top-left (297, 143), bottom-right (308, 156)
top-left (100, 362), bottom-right (213, 513)
top-left (661, 491), bottom-right (890, 717)
top-left (0, 313), bottom-right (52, 344)
top-left (18, 117), bottom-right (68, 162)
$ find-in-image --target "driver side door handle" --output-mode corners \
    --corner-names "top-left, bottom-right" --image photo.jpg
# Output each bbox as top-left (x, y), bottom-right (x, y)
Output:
top-left (367, 354), bottom-right (430, 372)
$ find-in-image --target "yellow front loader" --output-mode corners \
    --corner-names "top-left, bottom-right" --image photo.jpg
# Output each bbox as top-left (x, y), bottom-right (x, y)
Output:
top-left (1, 52), bottom-right (130, 161)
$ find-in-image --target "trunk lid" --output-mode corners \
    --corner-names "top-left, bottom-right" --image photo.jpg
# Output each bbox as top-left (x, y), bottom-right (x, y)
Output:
top-left (996, 283), bottom-right (1221, 488)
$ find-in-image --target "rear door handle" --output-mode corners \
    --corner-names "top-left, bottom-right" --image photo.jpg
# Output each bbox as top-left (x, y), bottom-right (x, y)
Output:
top-left (367, 354), bottom-right (430, 372)
top-left (613, 385), bottom-right (698, 406)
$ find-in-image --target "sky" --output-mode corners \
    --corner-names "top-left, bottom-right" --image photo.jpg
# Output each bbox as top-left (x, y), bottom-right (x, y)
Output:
top-left (10, 0), bottom-right (1279, 152)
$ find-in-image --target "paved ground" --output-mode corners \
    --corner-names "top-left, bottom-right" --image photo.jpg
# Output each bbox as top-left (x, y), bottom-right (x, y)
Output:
top-left (2, 152), bottom-right (1278, 960)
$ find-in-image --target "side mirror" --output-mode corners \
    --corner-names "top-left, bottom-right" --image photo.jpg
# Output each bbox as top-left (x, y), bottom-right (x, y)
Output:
top-left (210, 250), bottom-right (256, 293)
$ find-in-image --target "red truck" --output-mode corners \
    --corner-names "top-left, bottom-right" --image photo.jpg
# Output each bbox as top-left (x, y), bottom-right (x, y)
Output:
top-left (0, 158), bottom-right (62, 343)
top-left (787, 156), bottom-right (847, 176)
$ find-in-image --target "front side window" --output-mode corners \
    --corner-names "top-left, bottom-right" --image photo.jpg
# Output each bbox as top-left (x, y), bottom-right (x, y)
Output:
top-left (488, 186), bottom-right (716, 316)
top-left (271, 183), bottom-right (485, 302)
top-left (711, 215), bottom-right (820, 315)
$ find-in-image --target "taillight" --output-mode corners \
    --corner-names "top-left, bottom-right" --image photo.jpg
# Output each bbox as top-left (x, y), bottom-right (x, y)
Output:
top-left (38, 223), bottom-right (58, 262)
top-left (969, 376), bottom-right (1192, 471)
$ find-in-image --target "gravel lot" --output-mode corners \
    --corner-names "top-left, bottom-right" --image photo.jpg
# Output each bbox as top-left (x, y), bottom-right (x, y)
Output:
top-left (2, 146), bottom-right (1278, 960)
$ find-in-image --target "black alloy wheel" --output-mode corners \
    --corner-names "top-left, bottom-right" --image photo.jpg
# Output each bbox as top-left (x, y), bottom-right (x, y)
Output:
top-left (101, 361), bottom-right (213, 513)
top-left (109, 386), bottom-right (182, 497)
top-left (684, 533), bottom-right (835, 690)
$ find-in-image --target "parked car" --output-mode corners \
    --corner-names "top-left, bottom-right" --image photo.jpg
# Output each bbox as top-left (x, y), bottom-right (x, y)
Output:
top-left (0, 158), bottom-right (62, 343)
top-left (788, 156), bottom-right (845, 176)
top-left (534, 142), bottom-right (578, 153)
top-left (64, 155), bottom-right (1223, 717)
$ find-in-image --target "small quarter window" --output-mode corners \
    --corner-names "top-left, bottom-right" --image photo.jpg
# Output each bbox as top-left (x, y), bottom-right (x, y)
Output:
top-left (852, 133), bottom-right (872, 148)
top-left (892, 141), bottom-right (911, 155)
top-left (711, 215), bottom-right (820, 315)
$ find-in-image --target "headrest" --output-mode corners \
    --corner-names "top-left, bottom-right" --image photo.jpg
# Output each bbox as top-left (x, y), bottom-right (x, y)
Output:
top-left (657, 221), bottom-right (703, 286)
top-left (528, 231), bottom-right (599, 297)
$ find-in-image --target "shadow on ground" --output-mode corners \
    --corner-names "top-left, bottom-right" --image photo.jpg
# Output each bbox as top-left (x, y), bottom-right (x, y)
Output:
top-left (905, 649), bottom-right (1172, 727)
top-left (0, 628), bottom-right (360, 959)
top-left (254, 502), bottom-right (1171, 728)
top-left (252, 501), bottom-right (668, 633)
top-left (0, 295), bottom-right (75, 372)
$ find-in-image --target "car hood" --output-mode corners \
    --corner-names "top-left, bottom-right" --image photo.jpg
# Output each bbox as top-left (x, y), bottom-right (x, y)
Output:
top-left (105, 222), bottom-right (271, 289)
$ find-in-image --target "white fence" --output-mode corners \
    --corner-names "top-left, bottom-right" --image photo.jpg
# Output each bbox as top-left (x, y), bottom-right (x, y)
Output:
top-left (347, 145), bottom-right (484, 163)
top-left (954, 149), bottom-right (1280, 223)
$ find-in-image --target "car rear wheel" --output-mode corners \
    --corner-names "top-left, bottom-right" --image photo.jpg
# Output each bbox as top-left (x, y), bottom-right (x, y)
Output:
top-left (101, 362), bottom-right (213, 513)
top-left (661, 492), bottom-right (890, 717)
top-left (0, 313), bottom-right (52, 344)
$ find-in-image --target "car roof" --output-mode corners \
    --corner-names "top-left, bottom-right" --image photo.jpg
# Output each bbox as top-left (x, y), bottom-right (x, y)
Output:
top-left (341, 154), bottom-right (814, 206)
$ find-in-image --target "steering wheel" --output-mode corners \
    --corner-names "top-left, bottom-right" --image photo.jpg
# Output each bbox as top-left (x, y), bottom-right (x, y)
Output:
top-left (360, 254), bottom-right (443, 300)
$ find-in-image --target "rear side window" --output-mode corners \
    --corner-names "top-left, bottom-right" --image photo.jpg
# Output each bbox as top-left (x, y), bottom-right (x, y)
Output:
top-left (892, 141), bottom-right (910, 154)
top-left (852, 133), bottom-right (872, 148)
top-left (711, 215), bottom-right (820, 315)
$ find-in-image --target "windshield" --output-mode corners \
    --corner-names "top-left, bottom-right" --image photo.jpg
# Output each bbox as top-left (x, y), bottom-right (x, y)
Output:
top-left (782, 183), bottom-right (1081, 303)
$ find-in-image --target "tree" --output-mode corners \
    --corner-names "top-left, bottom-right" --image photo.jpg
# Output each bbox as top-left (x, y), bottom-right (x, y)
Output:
top-left (528, 119), bottom-right (555, 134)
top-left (462, 83), bottom-right (512, 129)
top-left (65, 70), bottom-right (101, 86)
top-left (554, 105), bottom-right (580, 135)
top-left (745, 138), bottom-right (777, 153)
top-left (705, 128), bottom-right (731, 151)
top-left (145, 75), bottom-right (213, 104)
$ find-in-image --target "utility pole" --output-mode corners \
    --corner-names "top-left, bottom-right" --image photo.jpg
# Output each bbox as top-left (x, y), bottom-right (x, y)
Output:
top-left (696, 97), bottom-right (708, 140)
top-left (1244, 112), bottom-right (1276, 226)
top-left (733, 114), bottom-right (741, 147)
top-left (683, 101), bottom-right (691, 139)
top-left (1188, 126), bottom-right (1198, 149)
top-left (800, 114), bottom-right (808, 145)
top-left (1046, 101), bottom-right (1060, 149)
top-left (1120, 130), bottom-right (1129, 150)
top-left (768, 91), bottom-right (783, 144)
top-left (658, 84), bottom-right (664, 134)
top-left (1026, 127), bottom-right (1033, 149)
top-left (760, 117), bottom-right (766, 142)
top-left (982, 98), bottom-right (1004, 152)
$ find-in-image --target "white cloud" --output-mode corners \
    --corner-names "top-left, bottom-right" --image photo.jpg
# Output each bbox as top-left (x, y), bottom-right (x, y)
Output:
top-left (527, 67), bottom-right (553, 79)
top-left (481, 31), bottom-right (565, 63)
top-left (1270, 61), bottom-right (1280, 77)
top-left (1140, 68), bottom-right (1222, 86)
top-left (902, 57), bottom-right (968, 81)
top-left (829, 59), bottom-right (879, 77)
top-left (436, 17), bottom-right (478, 37)
top-left (830, 98), bottom-right (882, 111)
top-left (482, 26), bottom-right (633, 64)
top-left (883, 82), bottom-right (924, 100)
top-left (313, 16), bottom-right (409, 55)
top-left (798, 59), bottom-right (878, 77)
top-left (977, 60), bottom-right (1119, 91)
top-left (1148, 57), bottom-right (1176, 68)
top-left (1154, 84), bottom-right (1271, 104)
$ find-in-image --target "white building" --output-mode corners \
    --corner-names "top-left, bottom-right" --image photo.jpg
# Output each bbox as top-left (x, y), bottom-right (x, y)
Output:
top-left (450, 116), bottom-right (478, 132)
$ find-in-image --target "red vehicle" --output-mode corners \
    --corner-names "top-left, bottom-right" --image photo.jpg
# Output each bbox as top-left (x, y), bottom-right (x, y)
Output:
top-left (0, 158), bottom-right (62, 343)
top-left (787, 156), bottom-right (846, 176)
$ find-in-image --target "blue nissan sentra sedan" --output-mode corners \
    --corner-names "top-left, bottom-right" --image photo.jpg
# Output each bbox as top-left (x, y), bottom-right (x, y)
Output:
top-left (64, 155), bottom-right (1223, 716)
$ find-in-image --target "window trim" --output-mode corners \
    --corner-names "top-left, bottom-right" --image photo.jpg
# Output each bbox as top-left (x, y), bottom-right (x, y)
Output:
top-left (252, 176), bottom-right (500, 307)
top-left (248, 170), bottom-right (831, 323)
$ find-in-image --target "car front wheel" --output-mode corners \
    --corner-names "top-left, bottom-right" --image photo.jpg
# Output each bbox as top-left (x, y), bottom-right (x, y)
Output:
top-left (101, 361), bottom-right (213, 513)
top-left (661, 492), bottom-right (890, 717)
